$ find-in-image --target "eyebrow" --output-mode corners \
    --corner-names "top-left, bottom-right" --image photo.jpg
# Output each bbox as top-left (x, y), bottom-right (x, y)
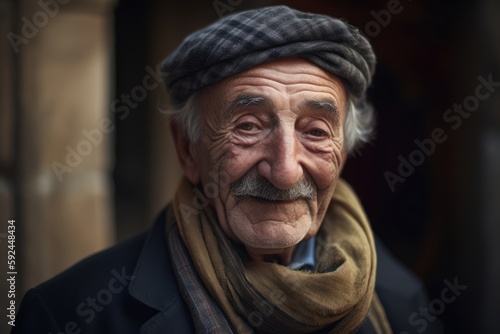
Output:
top-left (223, 95), bottom-right (340, 126)
top-left (304, 99), bottom-right (340, 127)
top-left (223, 95), bottom-right (271, 121)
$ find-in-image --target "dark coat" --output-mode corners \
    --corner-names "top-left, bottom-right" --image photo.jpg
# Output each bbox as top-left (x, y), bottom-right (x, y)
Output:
top-left (12, 208), bottom-right (443, 334)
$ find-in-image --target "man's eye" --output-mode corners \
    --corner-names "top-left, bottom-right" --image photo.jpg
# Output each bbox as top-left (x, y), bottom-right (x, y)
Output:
top-left (237, 122), bottom-right (256, 131)
top-left (309, 129), bottom-right (327, 137)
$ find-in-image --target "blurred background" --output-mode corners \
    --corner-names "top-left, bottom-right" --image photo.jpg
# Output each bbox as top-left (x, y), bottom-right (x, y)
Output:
top-left (1, 0), bottom-right (499, 333)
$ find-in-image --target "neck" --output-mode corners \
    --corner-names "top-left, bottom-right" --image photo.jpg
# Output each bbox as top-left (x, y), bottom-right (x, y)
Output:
top-left (245, 245), bottom-right (297, 265)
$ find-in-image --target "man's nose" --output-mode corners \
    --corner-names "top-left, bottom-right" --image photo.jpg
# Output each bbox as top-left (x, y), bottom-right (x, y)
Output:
top-left (257, 128), bottom-right (304, 190)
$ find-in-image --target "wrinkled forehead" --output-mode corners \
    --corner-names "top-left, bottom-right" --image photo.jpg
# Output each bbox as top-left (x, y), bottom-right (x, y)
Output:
top-left (198, 58), bottom-right (348, 116)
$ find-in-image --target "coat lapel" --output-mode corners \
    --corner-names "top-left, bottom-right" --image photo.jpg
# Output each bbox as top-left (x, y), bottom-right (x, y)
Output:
top-left (128, 209), bottom-right (194, 333)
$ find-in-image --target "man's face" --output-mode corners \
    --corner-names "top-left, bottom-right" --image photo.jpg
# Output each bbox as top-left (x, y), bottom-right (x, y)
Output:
top-left (184, 58), bottom-right (347, 256)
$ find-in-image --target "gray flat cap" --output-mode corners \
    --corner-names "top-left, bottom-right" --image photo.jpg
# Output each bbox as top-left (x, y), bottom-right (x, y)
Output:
top-left (161, 5), bottom-right (376, 106)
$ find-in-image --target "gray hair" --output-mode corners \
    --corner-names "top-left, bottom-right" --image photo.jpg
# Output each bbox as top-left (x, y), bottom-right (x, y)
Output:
top-left (169, 93), bottom-right (374, 154)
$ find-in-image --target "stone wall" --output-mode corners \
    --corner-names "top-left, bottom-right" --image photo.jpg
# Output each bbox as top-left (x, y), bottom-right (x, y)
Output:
top-left (0, 1), bottom-right (115, 331)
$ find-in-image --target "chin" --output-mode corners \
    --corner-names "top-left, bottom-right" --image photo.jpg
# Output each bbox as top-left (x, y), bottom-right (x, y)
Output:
top-left (220, 196), bottom-right (316, 247)
top-left (230, 218), bottom-right (311, 249)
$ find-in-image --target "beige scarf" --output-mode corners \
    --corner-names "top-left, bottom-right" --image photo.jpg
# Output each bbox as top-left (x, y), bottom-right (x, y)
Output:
top-left (168, 177), bottom-right (391, 333)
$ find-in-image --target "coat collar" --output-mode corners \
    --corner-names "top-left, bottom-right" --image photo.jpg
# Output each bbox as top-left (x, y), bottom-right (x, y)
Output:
top-left (127, 207), bottom-right (194, 333)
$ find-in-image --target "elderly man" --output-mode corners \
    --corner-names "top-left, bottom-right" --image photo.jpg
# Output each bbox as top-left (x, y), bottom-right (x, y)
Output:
top-left (14, 6), bottom-right (442, 334)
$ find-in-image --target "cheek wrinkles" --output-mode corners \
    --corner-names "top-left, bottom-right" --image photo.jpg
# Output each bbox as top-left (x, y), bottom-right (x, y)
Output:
top-left (331, 136), bottom-right (343, 165)
top-left (302, 136), bottom-right (341, 163)
top-left (226, 137), bottom-right (267, 170)
top-left (202, 116), bottom-right (234, 167)
top-left (204, 131), bottom-right (229, 168)
top-left (314, 138), bottom-right (342, 185)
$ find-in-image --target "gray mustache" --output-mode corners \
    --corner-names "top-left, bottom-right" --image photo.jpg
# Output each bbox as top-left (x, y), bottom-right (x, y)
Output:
top-left (230, 174), bottom-right (315, 201)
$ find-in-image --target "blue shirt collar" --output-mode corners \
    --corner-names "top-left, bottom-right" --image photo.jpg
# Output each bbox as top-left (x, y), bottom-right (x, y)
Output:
top-left (287, 235), bottom-right (316, 271)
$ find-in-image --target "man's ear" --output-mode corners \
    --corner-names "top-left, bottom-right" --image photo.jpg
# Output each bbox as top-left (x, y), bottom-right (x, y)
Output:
top-left (170, 120), bottom-right (201, 184)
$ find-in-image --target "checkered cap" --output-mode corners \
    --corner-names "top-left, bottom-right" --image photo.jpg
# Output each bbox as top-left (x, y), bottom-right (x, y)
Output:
top-left (161, 6), bottom-right (376, 105)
